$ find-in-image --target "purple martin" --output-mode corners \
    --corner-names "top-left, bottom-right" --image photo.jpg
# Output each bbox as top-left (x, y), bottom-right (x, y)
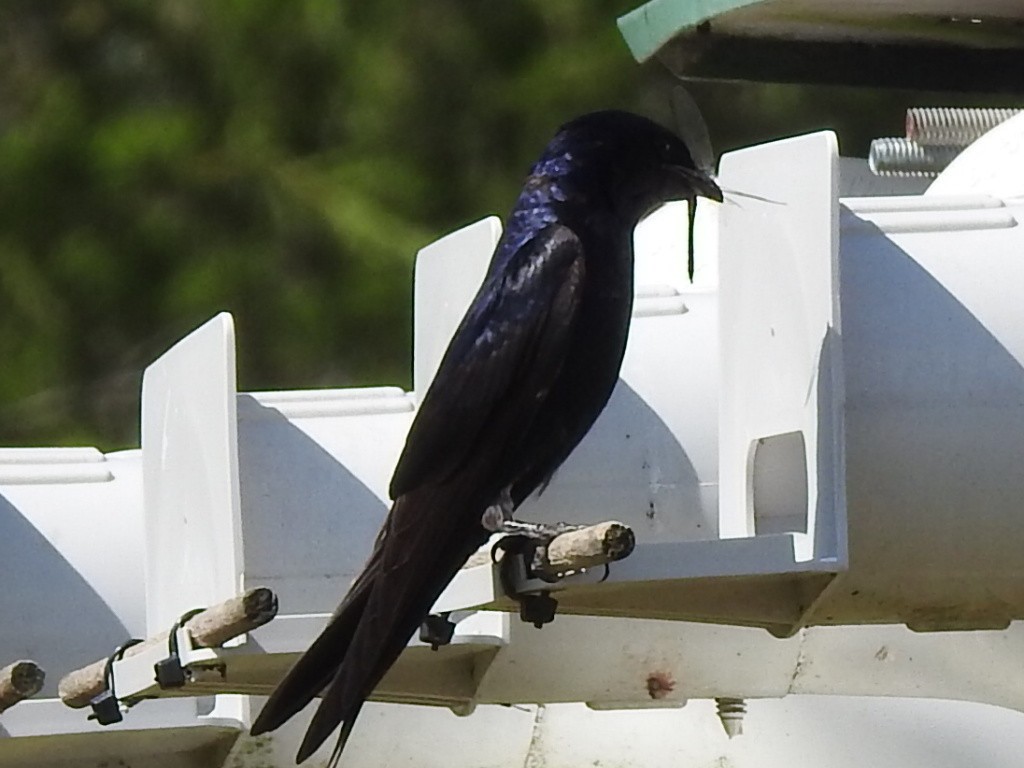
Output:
top-left (250, 110), bottom-right (723, 765)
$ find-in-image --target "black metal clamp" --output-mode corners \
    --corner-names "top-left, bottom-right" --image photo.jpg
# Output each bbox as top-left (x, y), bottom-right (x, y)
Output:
top-left (491, 535), bottom-right (561, 629)
top-left (517, 592), bottom-right (559, 629)
top-left (89, 638), bottom-right (143, 725)
top-left (153, 607), bottom-right (205, 689)
top-left (419, 612), bottom-right (457, 650)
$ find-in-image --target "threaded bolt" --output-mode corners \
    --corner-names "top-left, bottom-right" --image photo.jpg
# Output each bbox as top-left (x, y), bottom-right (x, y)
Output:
top-left (906, 107), bottom-right (1020, 146)
top-left (868, 138), bottom-right (962, 177)
top-left (715, 697), bottom-right (746, 738)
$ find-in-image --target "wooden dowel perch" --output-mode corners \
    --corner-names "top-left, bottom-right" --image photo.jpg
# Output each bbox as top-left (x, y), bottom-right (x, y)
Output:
top-left (533, 521), bottom-right (635, 579)
top-left (59, 586), bottom-right (278, 709)
top-left (0, 660), bottom-right (45, 714)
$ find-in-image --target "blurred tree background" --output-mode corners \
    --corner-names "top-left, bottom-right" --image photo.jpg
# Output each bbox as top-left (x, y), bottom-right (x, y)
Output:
top-left (0, 0), bottom-right (1008, 449)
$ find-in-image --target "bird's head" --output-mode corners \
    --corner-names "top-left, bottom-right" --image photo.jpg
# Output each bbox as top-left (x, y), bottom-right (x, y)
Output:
top-left (550, 110), bottom-right (723, 222)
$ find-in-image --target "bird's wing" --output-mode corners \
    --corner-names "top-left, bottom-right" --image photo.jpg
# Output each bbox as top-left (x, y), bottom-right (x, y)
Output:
top-left (388, 223), bottom-right (586, 499)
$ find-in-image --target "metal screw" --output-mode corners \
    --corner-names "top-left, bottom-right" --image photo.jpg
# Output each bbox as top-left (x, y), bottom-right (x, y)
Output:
top-left (906, 107), bottom-right (1020, 146)
top-left (868, 138), bottom-right (962, 178)
top-left (715, 697), bottom-right (746, 738)
top-left (869, 107), bottom-right (1021, 177)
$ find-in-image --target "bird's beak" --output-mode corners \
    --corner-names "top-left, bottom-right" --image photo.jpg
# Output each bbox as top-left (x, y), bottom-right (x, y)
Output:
top-left (668, 164), bottom-right (723, 203)
top-left (692, 171), bottom-right (723, 203)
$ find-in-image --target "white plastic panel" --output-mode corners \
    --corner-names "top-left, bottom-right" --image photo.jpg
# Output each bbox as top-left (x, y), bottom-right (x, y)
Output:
top-left (469, 614), bottom-right (1024, 709)
top-left (413, 216), bottom-right (502, 397)
top-left (828, 191), bottom-right (1024, 628)
top-left (526, 698), bottom-right (1024, 768)
top-left (242, 696), bottom-right (1024, 768)
top-left (235, 387), bottom-right (413, 614)
top-left (927, 111), bottom-right (1024, 199)
top-left (0, 698), bottom-right (241, 768)
top-left (141, 312), bottom-right (243, 634)
top-left (0, 449), bottom-right (144, 697)
top-left (717, 131), bottom-right (846, 567)
top-left (0, 447), bottom-right (112, 484)
top-left (521, 201), bottom-right (721, 544)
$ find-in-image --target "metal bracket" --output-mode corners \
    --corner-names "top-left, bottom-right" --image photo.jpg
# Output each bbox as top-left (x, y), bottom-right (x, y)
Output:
top-left (88, 639), bottom-right (142, 726)
top-left (153, 608), bottom-right (205, 689)
top-left (419, 612), bottom-right (457, 650)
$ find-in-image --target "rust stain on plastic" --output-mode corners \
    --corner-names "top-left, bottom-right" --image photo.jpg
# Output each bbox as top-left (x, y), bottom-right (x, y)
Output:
top-left (646, 671), bottom-right (675, 699)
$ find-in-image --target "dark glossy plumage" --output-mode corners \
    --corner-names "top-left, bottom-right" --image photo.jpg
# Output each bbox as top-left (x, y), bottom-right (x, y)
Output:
top-left (250, 110), bottom-right (722, 766)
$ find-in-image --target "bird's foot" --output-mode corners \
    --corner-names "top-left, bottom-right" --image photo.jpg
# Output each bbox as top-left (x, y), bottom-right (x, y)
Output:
top-left (480, 487), bottom-right (583, 539)
top-left (488, 519), bottom-right (585, 583)
top-left (489, 518), bottom-right (585, 539)
top-left (480, 489), bottom-right (515, 533)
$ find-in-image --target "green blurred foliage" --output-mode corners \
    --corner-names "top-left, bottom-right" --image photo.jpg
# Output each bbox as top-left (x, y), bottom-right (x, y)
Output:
top-left (0, 1), bottom-right (1014, 449)
top-left (0, 0), bottom-right (646, 448)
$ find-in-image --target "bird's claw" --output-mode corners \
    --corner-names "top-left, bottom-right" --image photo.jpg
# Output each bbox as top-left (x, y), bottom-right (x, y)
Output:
top-left (489, 519), bottom-right (585, 539)
top-left (488, 520), bottom-right (582, 575)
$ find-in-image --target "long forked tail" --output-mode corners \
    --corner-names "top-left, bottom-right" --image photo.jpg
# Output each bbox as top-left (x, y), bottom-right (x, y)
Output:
top-left (292, 488), bottom-right (490, 765)
top-left (250, 486), bottom-right (490, 766)
top-left (297, 606), bottom-right (427, 764)
top-left (249, 563), bottom-right (377, 737)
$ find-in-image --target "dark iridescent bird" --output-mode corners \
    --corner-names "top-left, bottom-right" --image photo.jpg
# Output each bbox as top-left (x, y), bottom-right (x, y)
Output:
top-left (250, 110), bottom-right (723, 765)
